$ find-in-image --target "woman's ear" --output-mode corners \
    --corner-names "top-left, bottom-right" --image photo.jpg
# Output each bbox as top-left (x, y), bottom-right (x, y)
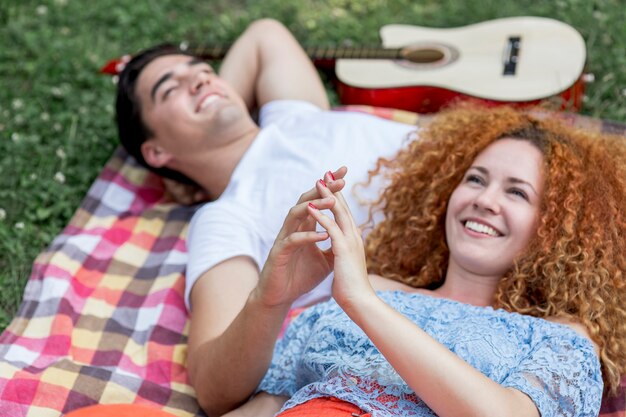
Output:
top-left (141, 140), bottom-right (173, 168)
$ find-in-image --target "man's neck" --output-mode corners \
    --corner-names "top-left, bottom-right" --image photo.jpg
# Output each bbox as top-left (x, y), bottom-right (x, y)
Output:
top-left (191, 125), bottom-right (260, 200)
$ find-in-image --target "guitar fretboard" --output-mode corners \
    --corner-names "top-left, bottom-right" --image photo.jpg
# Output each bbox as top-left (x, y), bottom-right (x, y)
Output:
top-left (190, 44), bottom-right (404, 61)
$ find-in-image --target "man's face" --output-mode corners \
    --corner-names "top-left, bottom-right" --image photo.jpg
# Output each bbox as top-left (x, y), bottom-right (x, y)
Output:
top-left (135, 54), bottom-right (248, 165)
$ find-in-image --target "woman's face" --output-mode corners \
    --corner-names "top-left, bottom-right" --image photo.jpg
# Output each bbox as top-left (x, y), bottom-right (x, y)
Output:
top-left (445, 138), bottom-right (544, 278)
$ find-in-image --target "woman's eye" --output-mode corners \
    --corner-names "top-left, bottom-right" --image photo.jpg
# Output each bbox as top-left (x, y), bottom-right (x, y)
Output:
top-left (510, 188), bottom-right (529, 201)
top-left (466, 174), bottom-right (484, 185)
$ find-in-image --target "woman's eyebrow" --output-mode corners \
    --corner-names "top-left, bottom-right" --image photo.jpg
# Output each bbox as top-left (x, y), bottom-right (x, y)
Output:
top-left (470, 166), bottom-right (538, 195)
top-left (468, 166), bottom-right (488, 175)
top-left (509, 177), bottom-right (538, 196)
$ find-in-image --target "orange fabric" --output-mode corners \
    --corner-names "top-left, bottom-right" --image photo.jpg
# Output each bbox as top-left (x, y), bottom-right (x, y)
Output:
top-left (63, 404), bottom-right (178, 417)
top-left (277, 396), bottom-right (371, 417)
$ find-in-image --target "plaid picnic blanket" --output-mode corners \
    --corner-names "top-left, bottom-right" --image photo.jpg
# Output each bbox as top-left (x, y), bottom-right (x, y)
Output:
top-left (0, 107), bottom-right (623, 417)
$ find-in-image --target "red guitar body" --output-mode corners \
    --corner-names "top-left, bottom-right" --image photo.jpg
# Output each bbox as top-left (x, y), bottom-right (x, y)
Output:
top-left (336, 76), bottom-right (585, 113)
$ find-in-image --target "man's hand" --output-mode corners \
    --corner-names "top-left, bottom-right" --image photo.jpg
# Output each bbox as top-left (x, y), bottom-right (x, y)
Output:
top-left (252, 168), bottom-right (347, 307)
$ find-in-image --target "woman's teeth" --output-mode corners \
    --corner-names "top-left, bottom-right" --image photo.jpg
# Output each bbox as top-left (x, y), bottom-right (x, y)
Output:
top-left (464, 220), bottom-right (499, 236)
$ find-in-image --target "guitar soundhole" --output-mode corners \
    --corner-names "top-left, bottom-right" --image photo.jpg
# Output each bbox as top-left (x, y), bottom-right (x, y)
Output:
top-left (403, 48), bottom-right (445, 64)
top-left (397, 43), bottom-right (459, 69)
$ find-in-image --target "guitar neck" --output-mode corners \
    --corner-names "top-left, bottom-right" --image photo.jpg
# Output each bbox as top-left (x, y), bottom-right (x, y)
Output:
top-left (190, 44), bottom-right (404, 63)
top-left (99, 43), bottom-right (401, 75)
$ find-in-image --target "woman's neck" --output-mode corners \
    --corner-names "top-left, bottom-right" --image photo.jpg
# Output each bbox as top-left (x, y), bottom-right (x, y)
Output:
top-left (433, 262), bottom-right (501, 307)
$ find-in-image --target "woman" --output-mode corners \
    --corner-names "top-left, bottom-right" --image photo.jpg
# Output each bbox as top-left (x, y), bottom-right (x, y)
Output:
top-left (230, 106), bottom-right (626, 417)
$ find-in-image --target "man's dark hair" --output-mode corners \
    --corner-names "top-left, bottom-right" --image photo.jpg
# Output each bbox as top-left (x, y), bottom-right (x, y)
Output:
top-left (115, 44), bottom-right (197, 184)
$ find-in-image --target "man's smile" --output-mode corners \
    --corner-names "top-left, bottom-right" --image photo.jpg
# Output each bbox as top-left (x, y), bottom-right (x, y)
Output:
top-left (196, 93), bottom-right (223, 113)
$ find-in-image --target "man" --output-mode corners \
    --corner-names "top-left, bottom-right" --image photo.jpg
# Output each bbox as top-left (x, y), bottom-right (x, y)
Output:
top-left (116, 19), bottom-right (416, 416)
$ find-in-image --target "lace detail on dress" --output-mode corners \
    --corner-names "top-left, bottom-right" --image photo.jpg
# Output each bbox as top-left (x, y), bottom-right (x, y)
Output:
top-left (258, 291), bottom-right (602, 417)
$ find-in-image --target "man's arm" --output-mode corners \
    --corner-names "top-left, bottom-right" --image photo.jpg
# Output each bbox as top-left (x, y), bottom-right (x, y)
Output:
top-left (187, 257), bottom-right (291, 417)
top-left (218, 18), bottom-right (330, 110)
top-left (187, 171), bottom-right (345, 416)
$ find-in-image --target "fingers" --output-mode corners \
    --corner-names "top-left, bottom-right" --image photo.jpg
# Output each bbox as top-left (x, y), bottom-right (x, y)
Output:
top-left (324, 167), bottom-right (347, 194)
top-left (307, 203), bottom-right (345, 245)
top-left (282, 166), bottom-right (352, 240)
top-left (315, 177), bottom-right (358, 234)
top-left (307, 193), bottom-right (360, 244)
top-left (295, 167), bottom-right (347, 205)
top-left (323, 166), bottom-right (347, 183)
top-left (295, 182), bottom-right (324, 205)
top-left (279, 195), bottom-right (333, 239)
top-left (279, 229), bottom-right (329, 251)
top-left (331, 187), bottom-right (356, 229)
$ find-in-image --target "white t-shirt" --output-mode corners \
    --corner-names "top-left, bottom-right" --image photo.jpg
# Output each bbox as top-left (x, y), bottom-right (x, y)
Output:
top-left (186, 100), bottom-right (417, 310)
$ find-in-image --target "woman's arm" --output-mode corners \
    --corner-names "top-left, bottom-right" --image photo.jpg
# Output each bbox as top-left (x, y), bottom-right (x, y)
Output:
top-left (343, 295), bottom-right (539, 417)
top-left (308, 185), bottom-right (540, 417)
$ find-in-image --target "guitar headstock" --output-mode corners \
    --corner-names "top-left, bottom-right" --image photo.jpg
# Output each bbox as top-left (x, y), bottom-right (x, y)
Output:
top-left (100, 55), bottom-right (131, 75)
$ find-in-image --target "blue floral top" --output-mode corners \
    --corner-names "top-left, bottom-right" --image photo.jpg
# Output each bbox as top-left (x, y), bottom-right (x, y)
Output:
top-left (259, 291), bottom-right (602, 417)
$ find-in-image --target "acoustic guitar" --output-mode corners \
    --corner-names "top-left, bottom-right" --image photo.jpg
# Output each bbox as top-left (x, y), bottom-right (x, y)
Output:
top-left (101, 16), bottom-right (586, 113)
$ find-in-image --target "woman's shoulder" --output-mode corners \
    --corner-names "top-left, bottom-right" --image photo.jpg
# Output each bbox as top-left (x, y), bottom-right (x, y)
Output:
top-left (373, 285), bottom-right (594, 339)
top-left (369, 274), bottom-right (415, 291)
top-left (545, 316), bottom-right (599, 354)
top-left (370, 275), bottom-right (598, 348)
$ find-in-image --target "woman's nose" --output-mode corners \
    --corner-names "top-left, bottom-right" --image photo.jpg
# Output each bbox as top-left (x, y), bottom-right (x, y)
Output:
top-left (473, 187), bottom-right (501, 214)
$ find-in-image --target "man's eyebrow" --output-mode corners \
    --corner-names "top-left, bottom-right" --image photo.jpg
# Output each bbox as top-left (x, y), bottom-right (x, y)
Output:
top-left (188, 57), bottom-right (205, 66)
top-left (150, 57), bottom-right (208, 102)
top-left (151, 71), bottom-right (173, 102)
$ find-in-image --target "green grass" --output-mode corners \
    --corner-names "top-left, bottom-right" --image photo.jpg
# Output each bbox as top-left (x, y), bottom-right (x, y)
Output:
top-left (0, 0), bottom-right (625, 331)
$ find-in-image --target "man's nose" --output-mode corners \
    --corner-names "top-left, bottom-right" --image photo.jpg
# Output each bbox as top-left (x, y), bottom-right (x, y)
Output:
top-left (190, 72), bottom-right (211, 94)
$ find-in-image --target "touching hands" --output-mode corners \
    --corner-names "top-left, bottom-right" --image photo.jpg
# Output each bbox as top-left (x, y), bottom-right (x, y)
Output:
top-left (253, 168), bottom-right (347, 308)
top-left (307, 172), bottom-right (376, 309)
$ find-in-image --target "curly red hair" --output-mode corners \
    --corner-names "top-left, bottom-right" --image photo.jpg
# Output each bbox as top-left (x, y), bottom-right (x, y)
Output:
top-left (364, 105), bottom-right (626, 394)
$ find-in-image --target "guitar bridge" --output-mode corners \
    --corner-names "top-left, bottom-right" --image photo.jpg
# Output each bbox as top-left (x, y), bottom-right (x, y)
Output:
top-left (503, 36), bottom-right (521, 76)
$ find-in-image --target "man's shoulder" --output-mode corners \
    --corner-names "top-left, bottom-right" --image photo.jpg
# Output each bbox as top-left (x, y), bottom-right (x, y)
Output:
top-left (259, 100), bottom-right (322, 127)
top-left (189, 198), bottom-right (253, 229)
top-left (260, 101), bottom-right (418, 138)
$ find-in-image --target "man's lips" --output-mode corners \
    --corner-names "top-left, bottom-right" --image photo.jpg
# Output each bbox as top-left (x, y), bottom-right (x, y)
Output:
top-left (196, 93), bottom-right (222, 113)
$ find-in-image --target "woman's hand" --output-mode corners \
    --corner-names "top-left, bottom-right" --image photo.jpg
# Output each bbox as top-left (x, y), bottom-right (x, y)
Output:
top-left (307, 177), bottom-right (377, 311)
top-left (253, 168), bottom-right (346, 308)
top-left (219, 392), bottom-right (288, 417)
